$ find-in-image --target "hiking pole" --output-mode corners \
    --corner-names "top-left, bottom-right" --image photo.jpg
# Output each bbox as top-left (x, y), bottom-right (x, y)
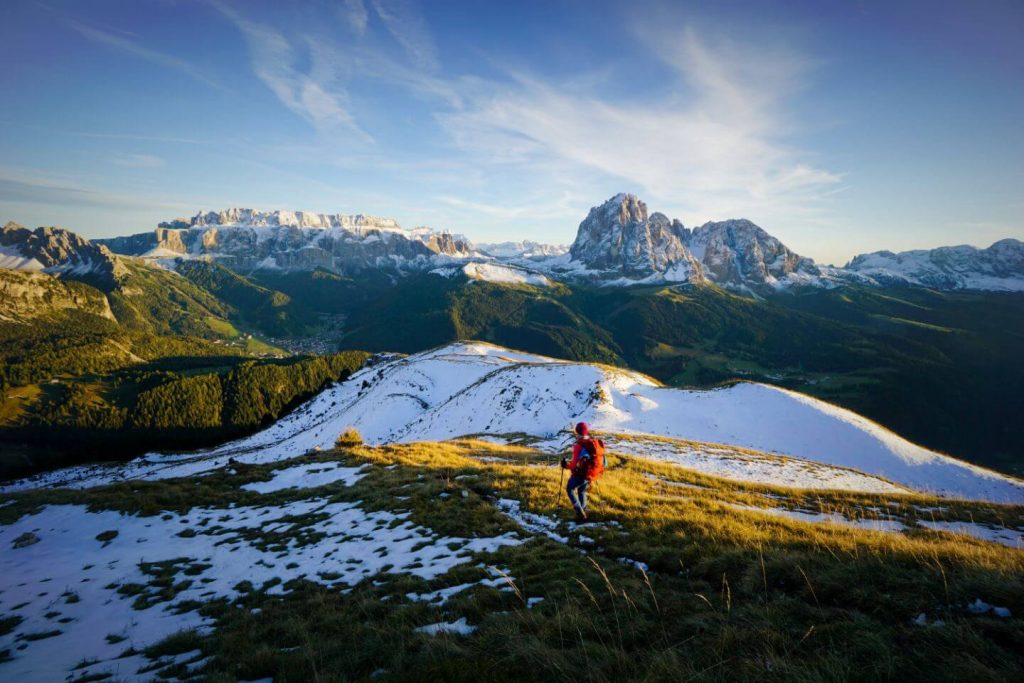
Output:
top-left (551, 424), bottom-right (573, 508)
top-left (553, 460), bottom-right (565, 508)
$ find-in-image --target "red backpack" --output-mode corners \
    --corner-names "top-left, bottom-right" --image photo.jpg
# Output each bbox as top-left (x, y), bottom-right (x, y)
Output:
top-left (579, 437), bottom-right (606, 479)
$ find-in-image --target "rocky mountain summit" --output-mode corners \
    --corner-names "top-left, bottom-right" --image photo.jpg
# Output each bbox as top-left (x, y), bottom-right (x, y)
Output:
top-left (843, 238), bottom-right (1024, 291)
top-left (563, 194), bottom-right (819, 291)
top-left (568, 194), bottom-right (705, 282)
top-left (0, 221), bottom-right (125, 290)
top-left (688, 219), bottom-right (820, 288)
top-left (98, 209), bottom-right (473, 274)
top-left (562, 194), bottom-right (1023, 293)
top-left (165, 208), bottom-right (402, 231)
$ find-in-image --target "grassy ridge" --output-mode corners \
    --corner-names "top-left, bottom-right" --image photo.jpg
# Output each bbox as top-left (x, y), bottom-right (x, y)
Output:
top-left (0, 311), bottom-right (253, 391)
top-left (3, 439), bottom-right (1019, 680)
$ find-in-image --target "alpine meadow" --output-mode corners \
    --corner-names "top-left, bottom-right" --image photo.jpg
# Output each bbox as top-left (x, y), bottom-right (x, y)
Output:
top-left (1, 1), bottom-right (1023, 682)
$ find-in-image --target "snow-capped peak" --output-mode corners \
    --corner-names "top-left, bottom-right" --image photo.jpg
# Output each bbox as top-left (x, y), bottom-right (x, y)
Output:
top-left (568, 194), bottom-right (702, 281)
top-left (0, 221), bottom-right (125, 288)
top-left (171, 208), bottom-right (402, 232)
top-left (843, 238), bottom-right (1024, 292)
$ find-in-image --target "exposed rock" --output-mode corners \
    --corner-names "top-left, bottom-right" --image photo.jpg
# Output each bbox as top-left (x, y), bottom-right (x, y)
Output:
top-left (0, 222), bottom-right (126, 290)
top-left (568, 194), bottom-right (705, 281)
top-left (688, 219), bottom-right (820, 288)
top-left (843, 238), bottom-right (1024, 291)
top-left (100, 209), bottom-right (474, 274)
top-left (0, 268), bottom-right (116, 323)
top-left (12, 532), bottom-right (40, 549)
top-left (565, 195), bottom-right (818, 290)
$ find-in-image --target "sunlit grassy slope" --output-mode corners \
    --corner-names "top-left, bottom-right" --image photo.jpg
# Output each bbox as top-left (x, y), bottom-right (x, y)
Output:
top-left (2, 439), bottom-right (1020, 681)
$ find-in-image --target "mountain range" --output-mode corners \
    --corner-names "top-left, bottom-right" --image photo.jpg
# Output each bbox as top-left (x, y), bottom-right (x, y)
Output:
top-left (20, 193), bottom-right (1012, 294)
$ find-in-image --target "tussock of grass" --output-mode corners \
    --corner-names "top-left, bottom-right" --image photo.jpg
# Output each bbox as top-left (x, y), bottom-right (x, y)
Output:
top-left (335, 426), bottom-right (364, 447)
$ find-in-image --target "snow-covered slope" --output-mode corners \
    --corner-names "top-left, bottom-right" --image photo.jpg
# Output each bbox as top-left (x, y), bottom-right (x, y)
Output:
top-left (478, 240), bottom-right (569, 259)
top-left (13, 342), bottom-right (1021, 503)
top-left (843, 239), bottom-right (1024, 292)
top-left (434, 262), bottom-right (553, 287)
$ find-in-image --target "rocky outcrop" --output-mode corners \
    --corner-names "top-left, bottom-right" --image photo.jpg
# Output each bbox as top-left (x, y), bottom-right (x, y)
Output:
top-left (414, 229), bottom-right (474, 257)
top-left (0, 222), bottom-right (126, 290)
top-left (0, 268), bottom-right (115, 323)
top-left (568, 194), bottom-right (705, 281)
top-left (688, 219), bottom-right (820, 288)
top-left (564, 195), bottom-right (823, 290)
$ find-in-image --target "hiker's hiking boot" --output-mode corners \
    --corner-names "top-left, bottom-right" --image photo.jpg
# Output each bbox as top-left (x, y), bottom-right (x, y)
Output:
top-left (574, 507), bottom-right (587, 523)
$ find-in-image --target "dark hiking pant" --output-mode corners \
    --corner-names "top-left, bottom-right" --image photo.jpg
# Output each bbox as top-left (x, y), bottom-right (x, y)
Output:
top-left (566, 475), bottom-right (590, 512)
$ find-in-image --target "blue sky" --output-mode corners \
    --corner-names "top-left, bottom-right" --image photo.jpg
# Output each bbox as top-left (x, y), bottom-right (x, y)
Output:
top-left (1, 0), bottom-right (1022, 265)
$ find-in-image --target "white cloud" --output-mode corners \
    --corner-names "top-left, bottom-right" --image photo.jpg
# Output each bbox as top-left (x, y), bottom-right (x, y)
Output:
top-left (111, 153), bottom-right (165, 169)
top-left (439, 27), bottom-right (842, 230)
top-left (211, 1), bottom-right (371, 140)
top-left (205, 3), bottom-right (842, 246)
top-left (340, 0), bottom-right (369, 35)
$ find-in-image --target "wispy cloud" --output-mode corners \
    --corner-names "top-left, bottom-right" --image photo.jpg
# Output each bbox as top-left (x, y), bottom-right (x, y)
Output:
top-left (0, 167), bottom-right (187, 211)
top-left (210, 0), bottom-right (371, 140)
top-left (369, 0), bottom-right (440, 72)
top-left (206, 1), bottom-right (840, 235)
top-left (438, 192), bottom-right (582, 222)
top-left (71, 131), bottom-right (210, 145)
top-left (440, 26), bottom-right (842, 228)
top-left (70, 21), bottom-right (228, 93)
top-left (340, 0), bottom-right (369, 36)
top-left (111, 153), bottom-right (165, 169)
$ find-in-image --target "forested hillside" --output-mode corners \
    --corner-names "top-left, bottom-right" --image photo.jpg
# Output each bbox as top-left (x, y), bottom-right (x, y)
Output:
top-left (0, 351), bottom-right (368, 478)
top-left (176, 260), bottom-right (316, 337)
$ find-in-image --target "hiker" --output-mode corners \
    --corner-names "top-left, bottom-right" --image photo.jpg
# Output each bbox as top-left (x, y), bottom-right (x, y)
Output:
top-left (561, 421), bottom-right (605, 522)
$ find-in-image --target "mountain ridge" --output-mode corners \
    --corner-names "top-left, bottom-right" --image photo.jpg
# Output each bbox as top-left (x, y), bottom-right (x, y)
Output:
top-left (1, 221), bottom-right (126, 290)
top-left (14, 193), bottom-right (1015, 292)
top-left (843, 237), bottom-right (1024, 291)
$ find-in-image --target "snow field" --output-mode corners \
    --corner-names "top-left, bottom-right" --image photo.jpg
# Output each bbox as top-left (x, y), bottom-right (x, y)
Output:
top-left (0, 492), bottom-right (520, 681)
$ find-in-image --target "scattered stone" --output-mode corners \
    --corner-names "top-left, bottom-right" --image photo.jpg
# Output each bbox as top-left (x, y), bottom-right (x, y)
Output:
top-left (13, 532), bottom-right (40, 549)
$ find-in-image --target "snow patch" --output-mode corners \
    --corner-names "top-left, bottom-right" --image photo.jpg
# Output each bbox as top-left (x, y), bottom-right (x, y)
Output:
top-left (240, 462), bottom-right (366, 493)
top-left (461, 262), bottom-right (552, 286)
top-left (917, 520), bottom-right (1023, 549)
top-left (0, 499), bottom-right (519, 681)
top-left (415, 617), bottom-right (476, 636)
